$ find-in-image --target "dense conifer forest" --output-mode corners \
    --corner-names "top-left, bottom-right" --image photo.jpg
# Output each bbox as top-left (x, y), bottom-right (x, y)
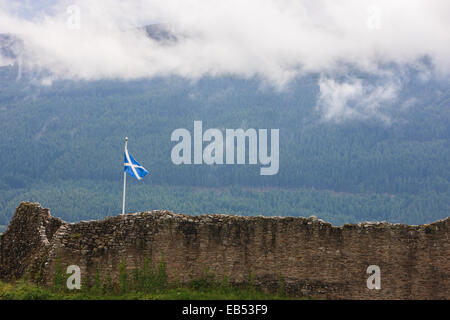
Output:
top-left (0, 65), bottom-right (448, 230)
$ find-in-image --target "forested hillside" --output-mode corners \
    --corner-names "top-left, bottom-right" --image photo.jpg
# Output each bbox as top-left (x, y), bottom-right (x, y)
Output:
top-left (0, 64), bottom-right (448, 230)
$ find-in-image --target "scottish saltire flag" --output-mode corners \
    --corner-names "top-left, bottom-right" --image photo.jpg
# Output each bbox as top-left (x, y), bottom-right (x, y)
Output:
top-left (124, 149), bottom-right (149, 180)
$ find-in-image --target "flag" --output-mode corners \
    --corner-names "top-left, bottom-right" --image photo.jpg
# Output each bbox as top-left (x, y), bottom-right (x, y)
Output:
top-left (124, 148), bottom-right (149, 180)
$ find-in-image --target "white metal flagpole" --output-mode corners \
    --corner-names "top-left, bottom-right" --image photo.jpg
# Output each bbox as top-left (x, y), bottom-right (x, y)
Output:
top-left (122, 137), bottom-right (128, 215)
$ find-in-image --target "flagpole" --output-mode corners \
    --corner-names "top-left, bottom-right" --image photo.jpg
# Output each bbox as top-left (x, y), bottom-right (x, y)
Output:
top-left (122, 137), bottom-right (128, 215)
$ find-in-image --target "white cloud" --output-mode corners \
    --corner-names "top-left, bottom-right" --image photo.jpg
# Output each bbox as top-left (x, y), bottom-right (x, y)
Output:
top-left (0, 54), bottom-right (13, 67)
top-left (0, 0), bottom-right (449, 120)
top-left (317, 76), bottom-right (400, 123)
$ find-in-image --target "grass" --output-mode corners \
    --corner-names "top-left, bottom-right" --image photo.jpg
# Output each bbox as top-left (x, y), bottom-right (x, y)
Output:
top-left (0, 258), bottom-right (309, 300)
top-left (0, 279), bottom-right (299, 300)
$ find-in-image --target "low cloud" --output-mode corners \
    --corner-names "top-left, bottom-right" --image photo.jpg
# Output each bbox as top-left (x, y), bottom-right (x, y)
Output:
top-left (0, 0), bottom-right (449, 120)
top-left (317, 76), bottom-right (400, 123)
top-left (0, 54), bottom-right (13, 67)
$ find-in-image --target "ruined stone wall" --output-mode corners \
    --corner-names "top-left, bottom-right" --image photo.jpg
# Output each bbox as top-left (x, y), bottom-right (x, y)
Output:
top-left (1, 202), bottom-right (448, 299)
top-left (0, 202), bottom-right (63, 280)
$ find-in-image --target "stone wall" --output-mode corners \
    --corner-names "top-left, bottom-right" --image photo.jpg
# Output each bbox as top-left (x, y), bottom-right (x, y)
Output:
top-left (0, 202), bottom-right (63, 280)
top-left (0, 202), bottom-right (448, 299)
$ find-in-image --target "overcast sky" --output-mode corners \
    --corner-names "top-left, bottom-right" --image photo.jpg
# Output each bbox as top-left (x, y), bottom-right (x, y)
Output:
top-left (0, 0), bottom-right (449, 121)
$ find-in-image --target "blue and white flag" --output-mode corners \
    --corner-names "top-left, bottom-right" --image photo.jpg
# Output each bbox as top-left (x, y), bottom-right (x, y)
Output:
top-left (124, 149), bottom-right (149, 180)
